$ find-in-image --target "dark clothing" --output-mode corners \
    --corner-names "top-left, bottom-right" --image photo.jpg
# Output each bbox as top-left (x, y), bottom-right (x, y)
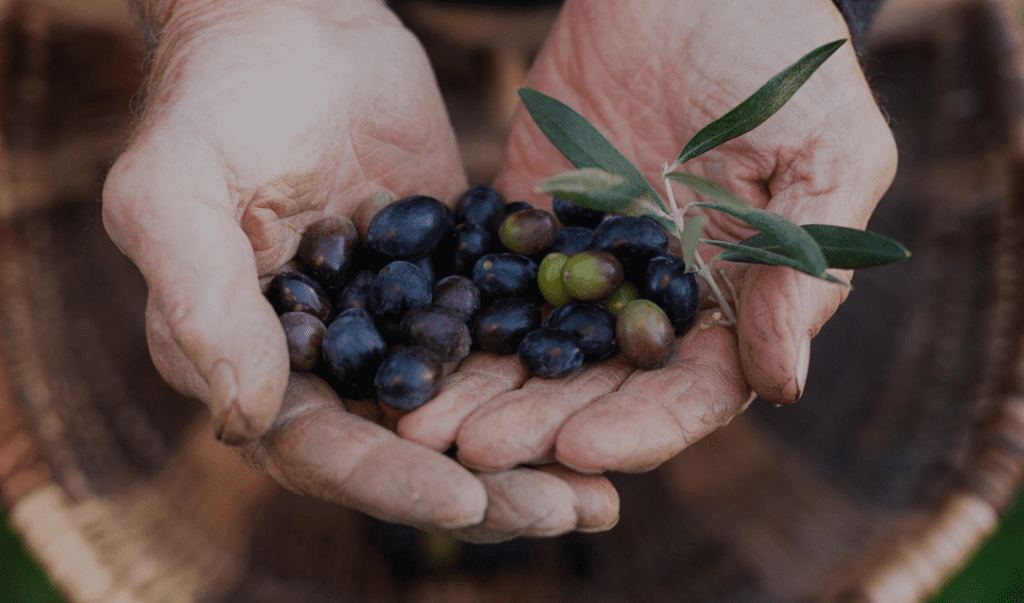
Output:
top-left (832, 0), bottom-right (887, 52)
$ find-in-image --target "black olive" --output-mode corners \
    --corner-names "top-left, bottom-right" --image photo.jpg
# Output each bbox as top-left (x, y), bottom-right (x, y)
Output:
top-left (265, 270), bottom-right (332, 323)
top-left (553, 196), bottom-right (607, 229)
top-left (296, 216), bottom-right (359, 291)
top-left (643, 254), bottom-right (700, 334)
top-left (433, 275), bottom-right (481, 324)
top-left (455, 185), bottom-right (505, 228)
top-left (472, 253), bottom-right (538, 300)
top-left (368, 261), bottom-right (433, 341)
top-left (280, 312), bottom-right (326, 371)
top-left (591, 215), bottom-right (669, 279)
top-left (517, 328), bottom-right (585, 378)
top-left (434, 222), bottom-right (493, 277)
top-left (365, 195), bottom-right (455, 259)
top-left (400, 305), bottom-right (472, 363)
top-left (322, 308), bottom-right (388, 398)
top-left (375, 346), bottom-right (445, 411)
top-left (544, 301), bottom-right (618, 362)
top-left (549, 226), bottom-right (594, 256)
top-left (473, 297), bottom-right (541, 354)
top-left (335, 270), bottom-right (376, 312)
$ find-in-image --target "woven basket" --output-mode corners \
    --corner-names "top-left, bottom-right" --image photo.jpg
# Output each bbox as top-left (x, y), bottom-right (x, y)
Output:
top-left (3, 1), bottom-right (1024, 601)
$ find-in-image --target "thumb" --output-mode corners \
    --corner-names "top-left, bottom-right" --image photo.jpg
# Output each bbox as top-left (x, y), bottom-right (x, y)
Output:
top-left (103, 136), bottom-right (288, 443)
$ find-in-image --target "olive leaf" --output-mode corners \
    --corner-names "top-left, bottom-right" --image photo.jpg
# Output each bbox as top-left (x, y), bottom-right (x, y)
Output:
top-left (673, 39), bottom-right (846, 167)
top-left (680, 214), bottom-right (707, 272)
top-left (666, 172), bottom-right (752, 211)
top-left (694, 202), bottom-right (828, 277)
top-left (704, 239), bottom-right (849, 285)
top-left (519, 88), bottom-right (666, 213)
top-left (537, 168), bottom-right (642, 212)
top-left (619, 194), bottom-right (678, 236)
top-left (717, 224), bottom-right (911, 269)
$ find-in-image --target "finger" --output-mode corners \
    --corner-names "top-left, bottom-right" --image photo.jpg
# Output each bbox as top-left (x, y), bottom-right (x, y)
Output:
top-left (555, 311), bottom-right (752, 473)
top-left (103, 137), bottom-right (289, 444)
top-left (535, 465), bottom-right (619, 533)
top-left (240, 373), bottom-right (487, 530)
top-left (396, 352), bottom-right (528, 452)
top-left (454, 356), bottom-right (634, 471)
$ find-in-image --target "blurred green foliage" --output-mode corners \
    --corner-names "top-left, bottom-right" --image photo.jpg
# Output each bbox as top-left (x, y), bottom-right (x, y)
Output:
top-left (0, 492), bottom-right (1020, 602)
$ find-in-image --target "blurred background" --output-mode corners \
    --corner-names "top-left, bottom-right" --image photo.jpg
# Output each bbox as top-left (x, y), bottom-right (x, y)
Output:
top-left (1, 0), bottom-right (1023, 601)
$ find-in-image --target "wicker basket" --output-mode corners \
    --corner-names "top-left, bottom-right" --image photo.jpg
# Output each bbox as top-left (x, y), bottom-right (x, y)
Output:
top-left (2, 1), bottom-right (1024, 601)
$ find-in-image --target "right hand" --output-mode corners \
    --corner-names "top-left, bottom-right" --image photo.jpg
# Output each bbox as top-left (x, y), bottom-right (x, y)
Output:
top-left (102, 0), bottom-right (618, 540)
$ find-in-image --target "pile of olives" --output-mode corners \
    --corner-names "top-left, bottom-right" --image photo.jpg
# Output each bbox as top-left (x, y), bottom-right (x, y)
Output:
top-left (264, 185), bottom-right (700, 412)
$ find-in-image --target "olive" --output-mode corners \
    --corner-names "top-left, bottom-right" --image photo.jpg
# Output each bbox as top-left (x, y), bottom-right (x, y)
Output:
top-left (435, 222), bottom-right (493, 276)
top-left (549, 226), bottom-right (594, 256)
top-left (616, 299), bottom-right (676, 370)
top-left (352, 191), bottom-right (395, 242)
top-left (280, 312), bottom-right (326, 371)
top-left (375, 346), bottom-right (445, 411)
top-left (488, 201), bottom-right (532, 236)
top-left (455, 185), bottom-right (505, 228)
top-left (602, 281), bottom-right (639, 316)
top-left (322, 307), bottom-right (388, 397)
top-left (591, 215), bottom-right (669, 278)
top-left (561, 250), bottom-right (624, 301)
top-left (537, 252), bottom-right (571, 306)
top-left (643, 254), bottom-right (700, 334)
top-left (366, 195), bottom-right (455, 259)
top-left (297, 216), bottom-right (359, 291)
top-left (472, 253), bottom-right (538, 300)
top-left (552, 196), bottom-right (606, 229)
top-left (498, 208), bottom-right (558, 256)
top-left (517, 328), bottom-right (584, 378)
top-left (265, 270), bottom-right (332, 323)
top-left (433, 275), bottom-right (481, 324)
top-left (413, 254), bottom-right (436, 287)
top-left (368, 261), bottom-right (433, 340)
top-left (544, 301), bottom-right (617, 362)
top-left (473, 297), bottom-right (541, 354)
top-left (335, 269), bottom-right (376, 312)
top-left (400, 305), bottom-right (472, 363)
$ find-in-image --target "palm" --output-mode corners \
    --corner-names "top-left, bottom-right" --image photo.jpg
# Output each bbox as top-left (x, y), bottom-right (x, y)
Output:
top-left (399, 0), bottom-right (896, 474)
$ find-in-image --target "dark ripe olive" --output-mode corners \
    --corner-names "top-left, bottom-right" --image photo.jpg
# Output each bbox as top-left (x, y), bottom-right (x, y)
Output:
top-left (473, 297), bottom-right (541, 354)
top-left (561, 250), bottom-right (624, 301)
top-left (552, 196), bottom-right (607, 229)
top-left (488, 201), bottom-right (532, 236)
top-left (643, 254), bottom-right (700, 334)
top-left (591, 215), bottom-right (669, 278)
top-left (472, 253), bottom-right (538, 300)
top-left (537, 253), bottom-right (571, 306)
top-left (498, 209), bottom-right (558, 256)
top-left (322, 307), bottom-right (388, 397)
top-left (368, 261), bottom-right (432, 338)
top-left (435, 222), bottom-right (493, 276)
top-left (616, 299), bottom-right (676, 370)
top-left (352, 191), bottom-right (395, 242)
top-left (400, 305), bottom-right (472, 363)
top-left (281, 312), bottom-right (326, 371)
top-left (455, 185), bottom-right (505, 228)
top-left (549, 226), bottom-right (594, 256)
top-left (335, 270), bottom-right (376, 312)
top-left (366, 195), bottom-right (455, 259)
top-left (297, 216), bottom-right (359, 291)
top-left (544, 301), bottom-right (617, 362)
top-left (433, 275), bottom-right (481, 324)
top-left (517, 328), bottom-right (584, 379)
top-left (413, 254), bottom-right (436, 287)
top-left (266, 270), bottom-right (332, 323)
top-left (375, 346), bottom-right (445, 411)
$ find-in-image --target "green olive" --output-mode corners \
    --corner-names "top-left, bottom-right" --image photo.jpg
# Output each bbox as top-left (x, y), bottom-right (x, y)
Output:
top-left (602, 281), bottom-right (639, 316)
top-left (538, 252), bottom-right (571, 306)
top-left (616, 299), bottom-right (675, 370)
top-left (561, 250), bottom-right (624, 301)
top-left (498, 208), bottom-right (558, 255)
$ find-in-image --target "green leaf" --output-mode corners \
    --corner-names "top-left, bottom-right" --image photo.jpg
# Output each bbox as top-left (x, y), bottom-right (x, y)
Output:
top-left (694, 202), bottom-right (828, 277)
top-left (666, 172), bottom-right (752, 211)
top-left (518, 88), bottom-right (666, 212)
top-left (705, 239), bottom-right (848, 285)
top-left (680, 214), bottom-right (707, 272)
top-left (673, 39), bottom-right (846, 166)
top-left (717, 224), bottom-right (911, 269)
top-left (619, 193), bottom-right (678, 236)
top-left (537, 168), bottom-right (641, 211)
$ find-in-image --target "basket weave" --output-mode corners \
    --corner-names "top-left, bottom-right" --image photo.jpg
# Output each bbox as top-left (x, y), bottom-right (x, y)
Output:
top-left (2, 1), bottom-right (1024, 602)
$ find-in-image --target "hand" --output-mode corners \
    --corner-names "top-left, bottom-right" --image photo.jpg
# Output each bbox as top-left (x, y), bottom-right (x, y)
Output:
top-left (102, 0), bottom-right (618, 540)
top-left (398, 0), bottom-right (897, 474)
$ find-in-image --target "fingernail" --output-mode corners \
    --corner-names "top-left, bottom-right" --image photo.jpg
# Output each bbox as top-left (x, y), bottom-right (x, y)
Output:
top-left (209, 359), bottom-right (246, 443)
top-left (794, 334), bottom-right (811, 401)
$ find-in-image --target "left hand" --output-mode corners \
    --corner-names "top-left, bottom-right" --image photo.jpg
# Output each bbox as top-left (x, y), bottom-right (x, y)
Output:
top-left (398, 0), bottom-right (897, 474)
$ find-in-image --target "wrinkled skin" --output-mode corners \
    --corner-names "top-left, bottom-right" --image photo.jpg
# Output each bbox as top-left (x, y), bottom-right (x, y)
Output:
top-left (102, 0), bottom-right (618, 541)
top-left (399, 0), bottom-right (897, 474)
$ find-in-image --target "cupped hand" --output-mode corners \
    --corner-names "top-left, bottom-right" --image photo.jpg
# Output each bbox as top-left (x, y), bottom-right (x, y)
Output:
top-left (102, 0), bottom-right (618, 540)
top-left (398, 0), bottom-right (897, 474)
